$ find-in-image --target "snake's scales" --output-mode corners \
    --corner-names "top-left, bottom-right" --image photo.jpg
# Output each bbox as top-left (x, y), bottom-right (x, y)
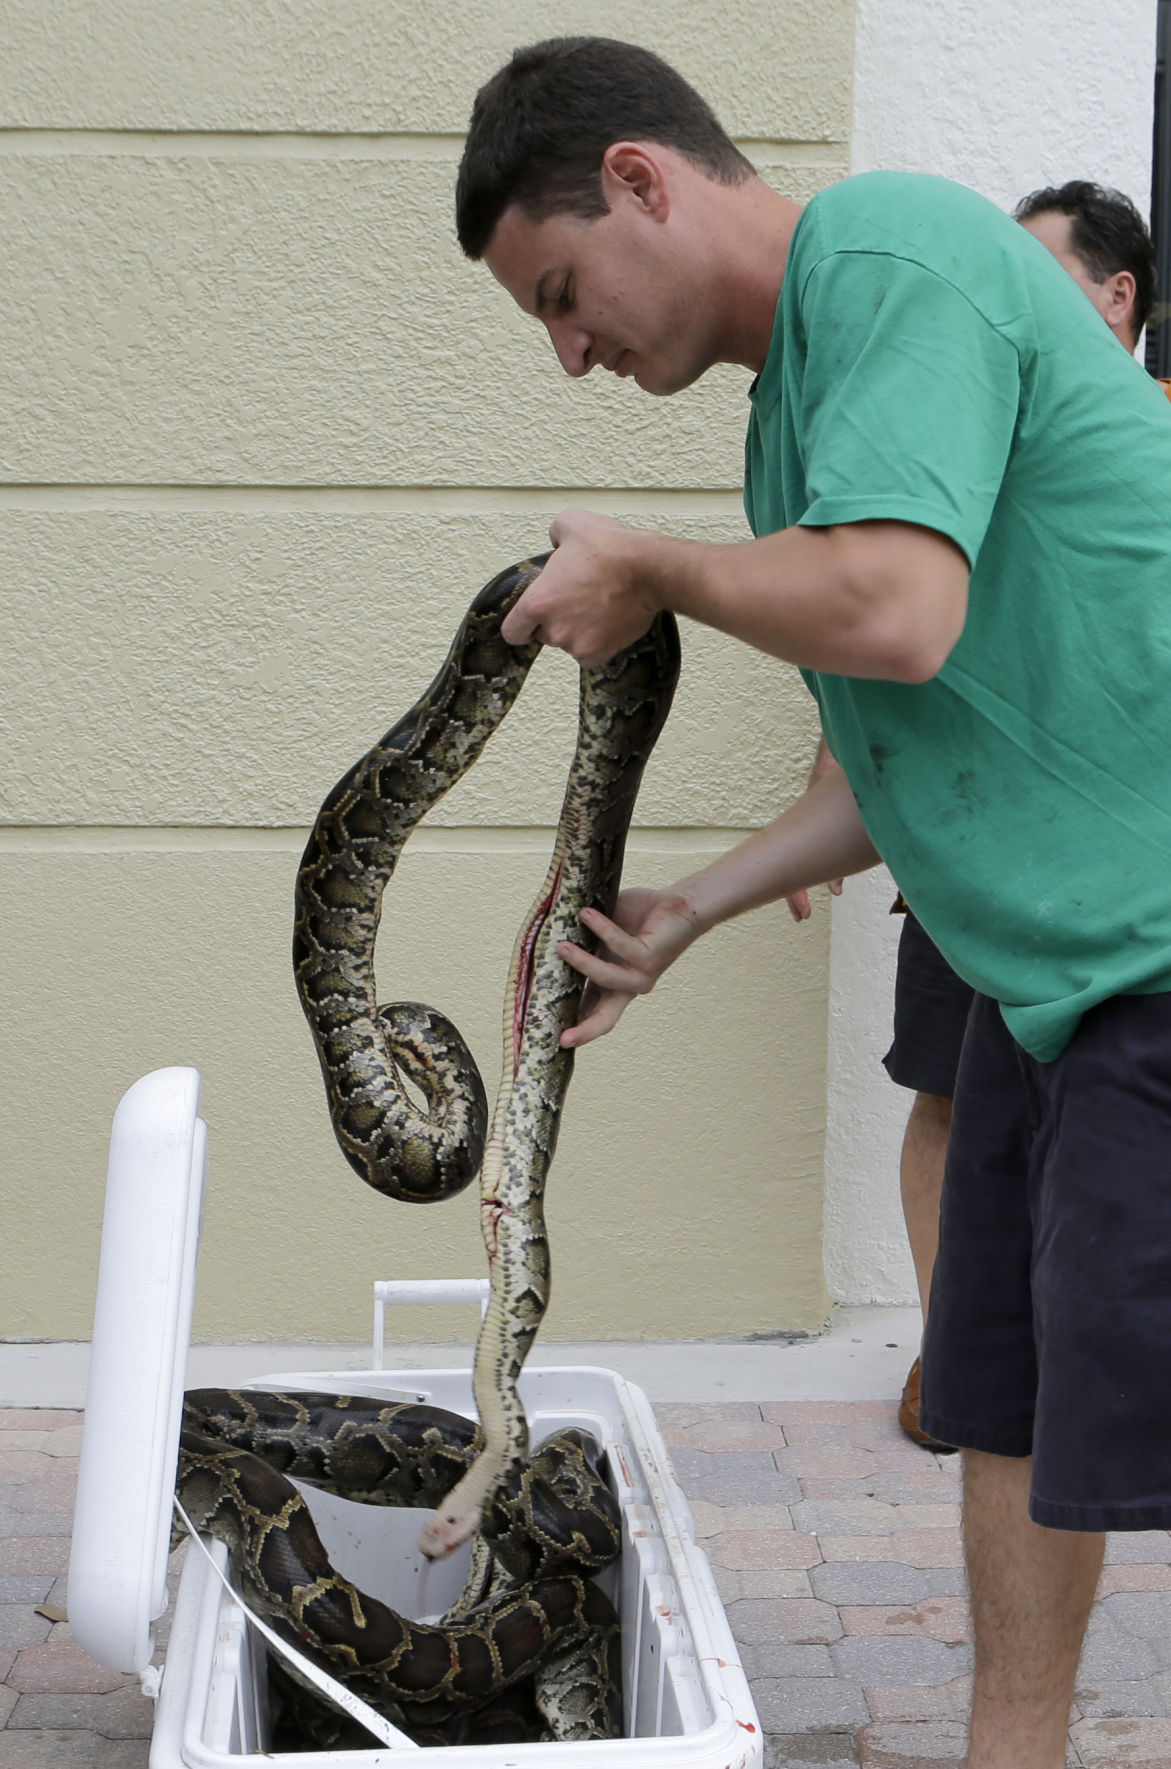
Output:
top-left (174, 557), bottom-right (680, 1743)
top-left (177, 1387), bottom-right (623, 1745)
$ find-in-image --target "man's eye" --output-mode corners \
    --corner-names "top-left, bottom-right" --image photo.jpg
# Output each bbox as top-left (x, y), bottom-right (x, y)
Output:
top-left (558, 284), bottom-right (574, 311)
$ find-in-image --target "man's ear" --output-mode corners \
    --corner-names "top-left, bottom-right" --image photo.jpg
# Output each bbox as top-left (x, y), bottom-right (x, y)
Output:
top-left (1103, 268), bottom-right (1138, 337)
top-left (600, 142), bottom-right (671, 220)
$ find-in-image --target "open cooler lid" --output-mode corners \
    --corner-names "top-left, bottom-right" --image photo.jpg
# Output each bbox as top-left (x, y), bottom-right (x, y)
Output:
top-left (68, 1067), bottom-right (206, 1674)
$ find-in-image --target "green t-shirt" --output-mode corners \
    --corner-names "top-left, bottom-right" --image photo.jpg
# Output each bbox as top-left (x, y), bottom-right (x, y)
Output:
top-left (745, 170), bottom-right (1171, 1061)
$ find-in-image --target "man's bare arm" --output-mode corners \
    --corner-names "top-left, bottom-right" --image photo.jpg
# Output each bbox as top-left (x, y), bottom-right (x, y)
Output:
top-left (503, 508), bottom-right (970, 682)
top-left (559, 764), bottom-right (879, 1046)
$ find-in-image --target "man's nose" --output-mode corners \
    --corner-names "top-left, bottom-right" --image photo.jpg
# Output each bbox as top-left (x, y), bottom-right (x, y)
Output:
top-left (546, 320), bottom-right (593, 378)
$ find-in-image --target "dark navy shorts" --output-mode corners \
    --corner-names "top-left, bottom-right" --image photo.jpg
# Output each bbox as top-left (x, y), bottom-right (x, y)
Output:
top-left (882, 911), bottom-right (975, 1099)
top-left (919, 989), bottom-right (1171, 1532)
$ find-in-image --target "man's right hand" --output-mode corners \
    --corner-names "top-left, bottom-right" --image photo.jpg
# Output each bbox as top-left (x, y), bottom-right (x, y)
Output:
top-left (557, 760), bottom-right (881, 1045)
top-left (556, 887), bottom-right (702, 1047)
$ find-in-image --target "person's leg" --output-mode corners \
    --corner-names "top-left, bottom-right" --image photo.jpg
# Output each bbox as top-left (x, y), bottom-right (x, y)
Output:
top-left (923, 991), bottom-right (1171, 1765)
top-left (962, 1450), bottom-right (1103, 1769)
top-left (883, 912), bottom-right (974, 1446)
top-left (917, 994), bottom-right (1082, 1760)
top-left (900, 1088), bottom-right (952, 1322)
top-left (896, 1089), bottom-right (957, 1449)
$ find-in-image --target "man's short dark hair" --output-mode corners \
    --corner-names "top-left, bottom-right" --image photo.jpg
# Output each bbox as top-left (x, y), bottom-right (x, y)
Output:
top-left (1014, 179), bottom-right (1157, 336)
top-left (455, 37), bottom-right (753, 260)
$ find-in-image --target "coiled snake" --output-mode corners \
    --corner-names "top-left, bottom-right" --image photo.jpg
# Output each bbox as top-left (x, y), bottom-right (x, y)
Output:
top-left (177, 1386), bottom-right (623, 1745)
top-left (174, 557), bottom-right (680, 1743)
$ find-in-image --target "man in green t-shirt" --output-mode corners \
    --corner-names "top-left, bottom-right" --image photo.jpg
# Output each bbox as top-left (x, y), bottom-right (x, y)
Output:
top-left (791, 179), bottom-right (1167, 1458)
top-left (457, 36), bottom-right (1171, 1768)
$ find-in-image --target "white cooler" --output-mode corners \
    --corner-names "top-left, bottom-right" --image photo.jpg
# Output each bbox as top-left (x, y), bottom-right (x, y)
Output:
top-left (67, 1068), bottom-right (764, 1767)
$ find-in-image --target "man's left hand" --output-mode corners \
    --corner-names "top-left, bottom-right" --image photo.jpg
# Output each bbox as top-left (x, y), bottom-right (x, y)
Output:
top-left (501, 507), bottom-right (663, 666)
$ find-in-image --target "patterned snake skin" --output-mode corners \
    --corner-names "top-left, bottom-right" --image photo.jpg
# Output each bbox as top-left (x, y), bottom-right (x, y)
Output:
top-left (176, 1388), bottom-right (623, 1745)
top-left (174, 559), bottom-right (679, 1743)
top-left (293, 555), bottom-right (679, 1550)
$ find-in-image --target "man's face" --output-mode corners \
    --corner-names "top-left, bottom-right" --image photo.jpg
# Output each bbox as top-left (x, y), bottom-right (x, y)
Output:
top-left (1019, 209), bottom-right (1137, 349)
top-left (483, 172), bottom-right (718, 397)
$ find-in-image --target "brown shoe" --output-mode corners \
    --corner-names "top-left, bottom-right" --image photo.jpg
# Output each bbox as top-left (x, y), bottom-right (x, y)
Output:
top-left (898, 1356), bottom-right (957, 1452)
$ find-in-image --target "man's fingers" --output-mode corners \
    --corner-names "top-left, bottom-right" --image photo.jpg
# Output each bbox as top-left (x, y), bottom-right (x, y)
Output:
top-left (501, 586), bottom-right (545, 646)
top-left (557, 940), bottom-right (652, 995)
top-left (500, 592), bottom-right (605, 665)
top-left (560, 991), bottom-right (631, 1048)
top-left (787, 885), bottom-right (844, 918)
top-left (576, 904), bottom-right (652, 963)
top-left (548, 505), bottom-right (589, 549)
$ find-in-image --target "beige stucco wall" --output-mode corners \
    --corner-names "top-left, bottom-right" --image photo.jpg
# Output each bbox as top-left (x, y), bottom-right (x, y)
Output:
top-left (0, 1), bottom-right (852, 1343)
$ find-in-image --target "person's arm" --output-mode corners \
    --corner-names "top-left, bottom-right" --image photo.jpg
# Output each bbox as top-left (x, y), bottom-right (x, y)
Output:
top-left (559, 763), bottom-right (878, 1046)
top-left (786, 734), bottom-right (847, 921)
top-left (501, 507), bottom-right (970, 681)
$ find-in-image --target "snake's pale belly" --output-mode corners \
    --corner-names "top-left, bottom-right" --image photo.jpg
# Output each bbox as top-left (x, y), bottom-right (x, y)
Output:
top-left (174, 558), bottom-right (680, 1743)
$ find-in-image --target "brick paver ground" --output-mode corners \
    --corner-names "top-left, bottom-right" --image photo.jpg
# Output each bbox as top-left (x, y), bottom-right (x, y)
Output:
top-left (3, 1401), bottom-right (1171, 1766)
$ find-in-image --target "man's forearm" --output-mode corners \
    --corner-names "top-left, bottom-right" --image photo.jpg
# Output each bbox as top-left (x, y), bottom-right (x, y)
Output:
top-left (638, 519), bottom-right (969, 683)
top-left (675, 765), bottom-right (879, 935)
top-left (499, 507), bottom-right (969, 676)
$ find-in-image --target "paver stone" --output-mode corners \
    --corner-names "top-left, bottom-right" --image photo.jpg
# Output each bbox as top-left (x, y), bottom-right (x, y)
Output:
top-left (8, 1640), bottom-right (134, 1696)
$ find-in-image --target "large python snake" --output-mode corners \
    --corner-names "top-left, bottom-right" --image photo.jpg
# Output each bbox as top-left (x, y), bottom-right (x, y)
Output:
top-left (174, 558), bottom-right (680, 1743)
top-left (177, 1387), bottom-right (623, 1745)
top-left (293, 554), bottom-right (679, 1550)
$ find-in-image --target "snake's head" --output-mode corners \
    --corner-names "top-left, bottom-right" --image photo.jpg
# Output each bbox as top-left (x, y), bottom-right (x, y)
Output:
top-left (419, 1504), bottom-right (478, 1561)
top-left (419, 1459), bottom-right (498, 1560)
